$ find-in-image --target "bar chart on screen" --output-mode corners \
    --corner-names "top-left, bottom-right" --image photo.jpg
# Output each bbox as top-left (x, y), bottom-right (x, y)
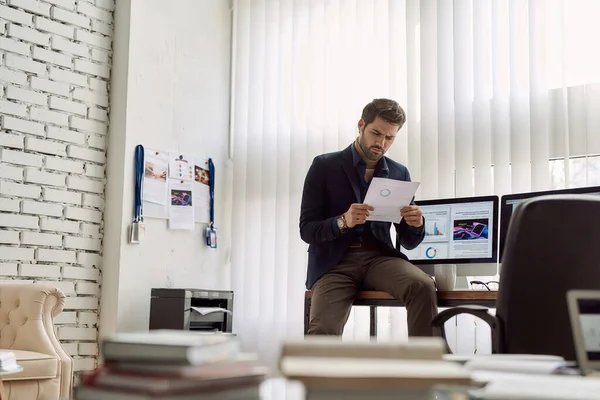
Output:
top-left (425, 220), bottom-right (447, 238)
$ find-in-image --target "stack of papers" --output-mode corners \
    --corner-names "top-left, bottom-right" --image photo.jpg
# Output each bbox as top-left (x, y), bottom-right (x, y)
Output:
top-left (471, 374), bottom-right (600, 399)
top-left (464, 355), bottom-right (568, 381)
top-left (0, 351), bottom-right (18, 372)
top-left (364, 178), bottom-right (420, 223)
top-left (439, 354), bottom-right (594, 400)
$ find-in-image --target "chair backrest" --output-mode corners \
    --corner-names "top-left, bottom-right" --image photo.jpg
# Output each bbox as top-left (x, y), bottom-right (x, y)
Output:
top-left (0, 282), bottom-right (65, 352)
top-left (497, 194), bottom-right (600, 360)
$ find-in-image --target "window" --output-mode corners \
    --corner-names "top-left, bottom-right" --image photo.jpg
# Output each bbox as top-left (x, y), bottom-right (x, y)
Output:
top-left (550, 155), bottom-right (600, 190)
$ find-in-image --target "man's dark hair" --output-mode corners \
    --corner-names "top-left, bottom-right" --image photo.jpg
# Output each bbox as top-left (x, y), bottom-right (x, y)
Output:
top-left (361, 98), bottom-right (406, 130)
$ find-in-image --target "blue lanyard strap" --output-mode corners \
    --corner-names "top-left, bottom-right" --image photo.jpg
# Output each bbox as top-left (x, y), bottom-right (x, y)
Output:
top-left (134, 145), bottom-right (144, 222)
top-left (208, 158), bottom-right (215, 227)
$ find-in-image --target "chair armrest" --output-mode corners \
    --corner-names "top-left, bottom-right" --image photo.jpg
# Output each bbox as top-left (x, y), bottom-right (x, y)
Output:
top-left (431, 305), bottom-right (501, 353)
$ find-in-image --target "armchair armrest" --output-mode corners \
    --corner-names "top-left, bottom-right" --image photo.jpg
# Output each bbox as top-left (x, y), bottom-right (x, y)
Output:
top-left (431, 305), bottom-right (501, 354)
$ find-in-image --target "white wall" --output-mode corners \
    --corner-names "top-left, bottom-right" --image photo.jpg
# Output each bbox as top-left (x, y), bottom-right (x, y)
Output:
top-left (101, 0), bottom-right (232, 338)
top-left (0, 0), bottom-right (114, 373)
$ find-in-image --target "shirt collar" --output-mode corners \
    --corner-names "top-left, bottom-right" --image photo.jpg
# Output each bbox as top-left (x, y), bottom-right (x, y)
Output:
top-left (350, 142), bottom-right (389, 173)
top-left (350, 142), bottom-right (362, 167)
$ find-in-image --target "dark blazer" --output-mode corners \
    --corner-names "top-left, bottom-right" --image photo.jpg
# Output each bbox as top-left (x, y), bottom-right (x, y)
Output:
top-left (299, 144), bottom-right (425, 289)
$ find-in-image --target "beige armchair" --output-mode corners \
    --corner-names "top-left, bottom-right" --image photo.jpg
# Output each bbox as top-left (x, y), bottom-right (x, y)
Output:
top-left (0, 283), bottom-right (74, 400)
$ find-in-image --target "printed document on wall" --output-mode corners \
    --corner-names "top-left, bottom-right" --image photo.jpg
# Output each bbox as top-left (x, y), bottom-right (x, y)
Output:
top-left (193, 157), bottom-right (210, 223)
top-left (169, 153), bottom-right (195, 181)
top-left (143, 149), bottom-right (169, 205)
top-left (168, 181), bottom-right (195, 230)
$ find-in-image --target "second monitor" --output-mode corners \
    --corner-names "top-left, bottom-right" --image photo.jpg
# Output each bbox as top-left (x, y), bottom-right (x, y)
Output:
top-left (499, 185), bottom-right (600, 262)
top-left (401, 195), bottom-right (499, 267)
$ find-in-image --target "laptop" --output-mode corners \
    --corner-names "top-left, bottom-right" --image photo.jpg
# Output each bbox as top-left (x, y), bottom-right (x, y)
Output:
top-left (566, 290), bottom-right (600, 376)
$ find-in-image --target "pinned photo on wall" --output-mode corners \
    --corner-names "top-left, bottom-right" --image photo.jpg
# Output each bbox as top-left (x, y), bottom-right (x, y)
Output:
top-left (169, 153), bottom-right (195, 181)
top-left (195, 163), bottom-right (210, 186)
top-left (193, 157), bottom-right (211, 223)
top-left (169, 181), bottom-right (195, 230)
top-left (143, 149), bottom-right (169, 206)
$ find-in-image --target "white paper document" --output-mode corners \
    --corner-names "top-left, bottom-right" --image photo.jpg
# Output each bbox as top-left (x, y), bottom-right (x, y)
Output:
top-left (363, 178), bottom-right (420, 223)
top-left (169, 152), bottom-right (195, 181)
top-left (191, 306), bottom-right (232, 316)
top-left (168, 181), bottom-right (195, 230)
top-left (473, 373), bottom-right (600, 399)
top-left (143, 149), bottom-right (169, 205)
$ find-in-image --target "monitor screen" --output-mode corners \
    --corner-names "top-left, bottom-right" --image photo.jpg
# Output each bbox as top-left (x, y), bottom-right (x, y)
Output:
top-left (401, 195), bottom-right (499, 265)
top-left (499, 186), bottom-right (600, 262)
top-left (577, 298), bottom-right (600, 361)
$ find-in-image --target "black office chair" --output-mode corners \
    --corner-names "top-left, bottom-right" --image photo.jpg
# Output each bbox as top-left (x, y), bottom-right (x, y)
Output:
top-left (431, 194), bottom-right (600, 361)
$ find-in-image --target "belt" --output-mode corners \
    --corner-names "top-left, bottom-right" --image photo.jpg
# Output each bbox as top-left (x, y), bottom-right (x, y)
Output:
top-left (348, 241), bottom-right (381, 251)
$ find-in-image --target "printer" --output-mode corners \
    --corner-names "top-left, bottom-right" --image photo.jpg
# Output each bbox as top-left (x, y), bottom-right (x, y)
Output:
top-left (149, 288), bottom-right (233, 333)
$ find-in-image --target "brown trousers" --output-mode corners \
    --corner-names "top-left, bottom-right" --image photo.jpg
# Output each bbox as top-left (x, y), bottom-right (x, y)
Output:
top-left (308, 248), bottom-right (438, 337)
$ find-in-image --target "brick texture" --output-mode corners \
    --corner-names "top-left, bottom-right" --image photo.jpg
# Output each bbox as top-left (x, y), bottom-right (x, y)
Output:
top-left (0, 0), bottom-right (113, 376)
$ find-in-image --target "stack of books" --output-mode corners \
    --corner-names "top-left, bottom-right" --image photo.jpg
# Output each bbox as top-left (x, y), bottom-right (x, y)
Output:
top-left (279, 336), bottom-right (472, 400)
top-left (75, 330), bottom-right (267, 400)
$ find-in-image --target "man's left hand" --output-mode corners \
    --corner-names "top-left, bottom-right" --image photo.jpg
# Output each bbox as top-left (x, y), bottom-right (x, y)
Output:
top-left (401, 205), bottom-right (423, 228)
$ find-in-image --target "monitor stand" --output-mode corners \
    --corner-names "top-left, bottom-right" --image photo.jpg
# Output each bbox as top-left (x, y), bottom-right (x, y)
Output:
top-left (417, 263), bottom-right (498, 290)
top-left (454, 276), bottom-right (471, 290)
top-left (434, 264), bottom-right (457, 291)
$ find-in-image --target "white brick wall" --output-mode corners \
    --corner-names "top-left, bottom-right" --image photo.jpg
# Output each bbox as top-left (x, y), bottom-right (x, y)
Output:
top-left (78, 311), bottom-right (97, 325)
top-left (0, 164), bottom-right (23, 180)
top-left (0, 133), bottom-right (24, 149)
top-left (21, 199), bottom-right (63, 216)
top-left (40, 216), bottom-right (79, 233)
top-left (55, 311), bottom-right (77, 324)
top-left (2, 115), bottom-right (45, 136)
top-left (47, 126), bottom-right (85, 145)
top-left (0, 230), bottom-right (20, 244)
top-left (0, 0), bottom-right (113, 375)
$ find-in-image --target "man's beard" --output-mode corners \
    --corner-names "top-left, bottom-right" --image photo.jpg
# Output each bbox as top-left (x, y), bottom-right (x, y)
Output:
top-left (358, 137), bottom-right (384, 161)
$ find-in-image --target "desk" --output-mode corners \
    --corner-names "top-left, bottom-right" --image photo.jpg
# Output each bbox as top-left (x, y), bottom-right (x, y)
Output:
top-left (304, 290), bottom-right (497, 336)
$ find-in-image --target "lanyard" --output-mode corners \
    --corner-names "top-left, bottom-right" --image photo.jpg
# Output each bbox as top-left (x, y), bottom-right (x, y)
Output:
top-left (205, 158), bottom-right (217, 248)
top-left (129, 145), bottom-right (146, 243)
top-left (134, 145), bottom-right (144, 222)
top-left (208, 158), bottom-right (215, 227)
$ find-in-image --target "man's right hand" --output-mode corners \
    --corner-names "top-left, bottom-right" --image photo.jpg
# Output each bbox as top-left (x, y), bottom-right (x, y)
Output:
top-left (344, 204), bottom-right (375, 228)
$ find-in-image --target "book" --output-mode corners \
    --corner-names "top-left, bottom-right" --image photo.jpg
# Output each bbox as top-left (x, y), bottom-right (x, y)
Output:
top-left (101, 330), bottom-right (240, 365)
top-left (90, 365), bottom-right (268, 394)
top-left (108, 354), bottom-right (259, 378)
top-left (75, 385), bottom-right (260, 400)
top-left (306, 386), bottom-right (447, 400)
top-left (443, 353), bottom-right (565, 364)
top-left (280, 336), bottom-right (447, 361)
top-left (280, 357), bottom-right (472, 390)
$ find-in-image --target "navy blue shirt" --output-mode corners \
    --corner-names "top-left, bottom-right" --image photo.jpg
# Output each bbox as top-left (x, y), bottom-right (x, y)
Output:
top-left (333, 144), bottom-right (390, 242)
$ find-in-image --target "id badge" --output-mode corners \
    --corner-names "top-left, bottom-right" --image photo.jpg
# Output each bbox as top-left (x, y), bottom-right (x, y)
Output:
top-left (129, 222), bottom-right (145, 244)
top-left (205, 226), bottom-right (217, 248)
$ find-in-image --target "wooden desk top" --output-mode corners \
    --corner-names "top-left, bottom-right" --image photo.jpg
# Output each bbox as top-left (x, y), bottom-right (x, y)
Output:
top-left (305, 290), bottom-right (497, 301)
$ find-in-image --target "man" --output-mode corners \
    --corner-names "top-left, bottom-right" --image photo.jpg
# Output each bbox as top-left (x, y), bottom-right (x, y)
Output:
top-left (299, 98), bottom-right (437, 337)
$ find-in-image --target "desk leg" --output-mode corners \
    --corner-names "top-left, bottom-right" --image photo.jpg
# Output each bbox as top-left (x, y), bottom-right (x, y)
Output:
top-left (304, 298), bottom-right (311, 335)
top-left (369, 306), bottom-right (377, 337)
top-left (0, 377), bottom-right (4, 400)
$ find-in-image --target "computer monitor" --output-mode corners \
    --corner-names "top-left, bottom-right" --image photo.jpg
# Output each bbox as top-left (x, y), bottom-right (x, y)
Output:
top-left (499, 186), bottom-right (600, 262)
top-left (400, 195), bottom-right (499, 273)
